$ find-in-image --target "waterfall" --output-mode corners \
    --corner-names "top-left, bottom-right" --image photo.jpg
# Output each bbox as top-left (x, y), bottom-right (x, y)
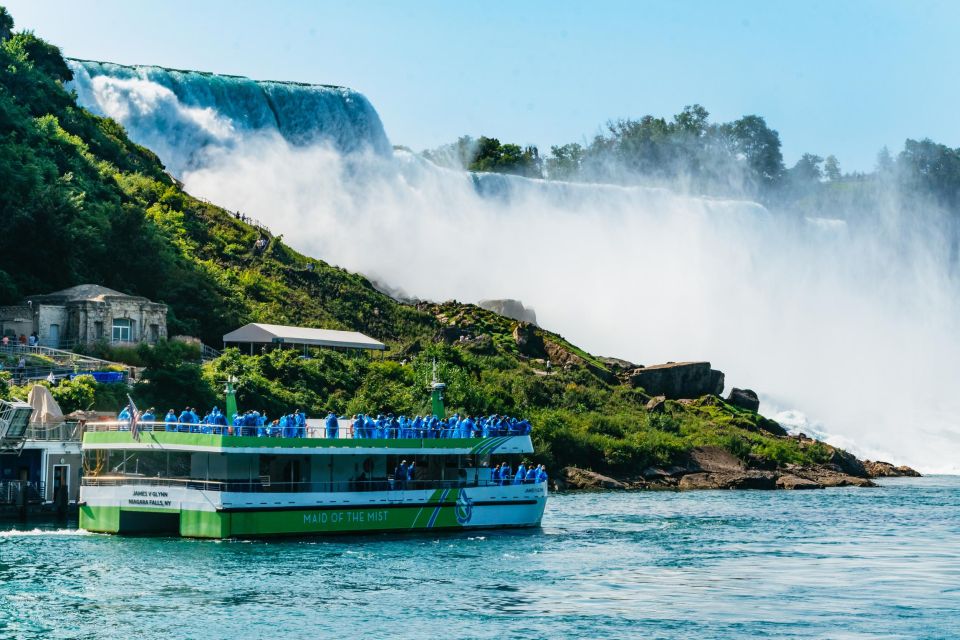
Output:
top-left (66, 58), bottom-right (391, 174)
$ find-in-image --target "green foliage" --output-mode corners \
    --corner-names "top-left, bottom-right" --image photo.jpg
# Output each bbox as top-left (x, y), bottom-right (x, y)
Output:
top-left (52, 375), bottom-right (97, 413)
top-left (134, 340), bottom-right (212, 413)
top-left (0, 7), bottom-right (12, 42)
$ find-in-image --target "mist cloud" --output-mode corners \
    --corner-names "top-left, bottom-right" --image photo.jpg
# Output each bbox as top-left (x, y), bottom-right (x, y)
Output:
top-left (71, 66), bottom-right (960, 473)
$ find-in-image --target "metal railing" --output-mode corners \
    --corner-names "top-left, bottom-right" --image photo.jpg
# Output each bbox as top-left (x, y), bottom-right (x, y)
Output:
top-left (25, 421), bottom-right (83, 442)
top-left (84, 421), bottom-right (529, 441)
top-left (0, 480), bottom-right (45, 504)
top-left (81, 476), bottom-right (539, 493)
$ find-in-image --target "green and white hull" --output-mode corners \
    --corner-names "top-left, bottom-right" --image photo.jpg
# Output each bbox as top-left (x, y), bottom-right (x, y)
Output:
top-left (80, 482), bottom-right (546, 538)
top-left (79, 428), bottom-right (547, 539)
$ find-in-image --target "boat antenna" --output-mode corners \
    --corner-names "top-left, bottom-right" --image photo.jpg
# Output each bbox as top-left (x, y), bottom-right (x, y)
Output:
top-left (429, 359), bottom-right (446, 419)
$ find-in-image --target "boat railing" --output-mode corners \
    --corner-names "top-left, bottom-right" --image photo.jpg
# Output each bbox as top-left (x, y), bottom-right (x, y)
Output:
top-left (80, 476), bottom-right (537, 493)
top-left (25, 421), bottom-right (83, 442)
top-left (83, 421), bottom-right (528, 440)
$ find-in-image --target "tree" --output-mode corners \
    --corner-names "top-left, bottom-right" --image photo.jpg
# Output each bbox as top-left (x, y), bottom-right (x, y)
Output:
top-left (468, 136), bottom-right (543, 178)
top-left (824, 155), bottom-right (841, 181)
top-left (673, 104), bottom-right (710, 136)
top-left (4, 32), bottom-right (72, 82)
top-left (0, 7), bottom-right (13, 42)
top-left (876, 146), bottom-right (894, 173)
top-left (724, 115), bottom-right (785, 185)
top-left (545, 143), bottom-right (584, 180)
top-left (790, 153), bottom-right (824, 183)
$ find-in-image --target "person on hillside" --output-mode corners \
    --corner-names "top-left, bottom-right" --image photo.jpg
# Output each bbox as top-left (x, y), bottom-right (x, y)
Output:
top-left (1, 335), bottom-right (9, 347)
top-left (15, 356), bottom-right (25, 382)
top-left (18, 334), bottom-right (26, 346)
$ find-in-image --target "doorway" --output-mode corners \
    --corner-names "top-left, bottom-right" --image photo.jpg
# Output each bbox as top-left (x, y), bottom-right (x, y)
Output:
top-left (48, 324), bottom-right (60, 348)
top-left (53, 464), bottom-right (69, 503)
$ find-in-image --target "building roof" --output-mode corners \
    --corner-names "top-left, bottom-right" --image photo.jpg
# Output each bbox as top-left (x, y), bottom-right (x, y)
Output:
top-left (26, 284), bottom-right (147, 304)
top-left (223, 323), bottom-right (386, 351)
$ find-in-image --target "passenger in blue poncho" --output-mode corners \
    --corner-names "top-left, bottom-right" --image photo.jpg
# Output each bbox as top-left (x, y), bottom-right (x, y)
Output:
top-left (325, 412), bottom-right (338, 439)
top-left (500, 463), bottom-right (512, 485)
top-left (165, 409), bottom-right (178, 432)
top-left (140, 408), bottom-right (156, 423)
top-left (177, 408), bottom-right (192, 433)
top-left (513, 463), bottom-right (527, 485)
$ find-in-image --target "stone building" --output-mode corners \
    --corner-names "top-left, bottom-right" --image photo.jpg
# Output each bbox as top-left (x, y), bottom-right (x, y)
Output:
top-left (0, 284), bottom-right (167, 348)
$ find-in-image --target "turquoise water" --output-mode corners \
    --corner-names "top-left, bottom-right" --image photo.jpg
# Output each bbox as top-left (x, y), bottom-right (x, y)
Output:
top-left (1, 477), bottom-right (958, 639)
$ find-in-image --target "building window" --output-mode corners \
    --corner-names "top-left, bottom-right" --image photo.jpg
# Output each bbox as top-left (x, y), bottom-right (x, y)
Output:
top-left (112, 318), bottom-right (132, 342)
top-left (149, 324), bottom-right (160, 342)
top-left (94, 321), bottom-right (103, 340)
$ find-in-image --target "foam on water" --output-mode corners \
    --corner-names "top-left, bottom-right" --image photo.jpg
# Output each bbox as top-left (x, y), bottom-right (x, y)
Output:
top-left (0, 528), bottom-right (91, 537)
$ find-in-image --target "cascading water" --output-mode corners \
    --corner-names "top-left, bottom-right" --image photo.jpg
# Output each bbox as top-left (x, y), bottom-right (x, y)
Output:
top-left (65, 59), bottom-right (960, 473)
top-left (67, 59), bottom-right (391, 174)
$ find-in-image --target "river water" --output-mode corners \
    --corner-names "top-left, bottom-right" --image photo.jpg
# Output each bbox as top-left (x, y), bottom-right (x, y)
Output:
top-left (1, 477), bottom-right (958, 639)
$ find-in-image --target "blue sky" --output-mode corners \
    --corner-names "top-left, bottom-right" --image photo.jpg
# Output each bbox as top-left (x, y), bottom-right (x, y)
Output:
top-left (6, 0), bottom-right (959, 171)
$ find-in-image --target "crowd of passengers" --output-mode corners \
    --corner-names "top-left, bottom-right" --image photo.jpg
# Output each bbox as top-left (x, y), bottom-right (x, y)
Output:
top-left (119, 406), bottom-right (532, 440)
top-left (389, 460), bottom-right (547, 486)
top-left (351, 413), bottom-right (532, 439)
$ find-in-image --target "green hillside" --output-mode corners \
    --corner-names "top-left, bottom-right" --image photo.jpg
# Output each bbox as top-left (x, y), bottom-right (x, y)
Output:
top-left (0, 9), bottom-right (849, 480)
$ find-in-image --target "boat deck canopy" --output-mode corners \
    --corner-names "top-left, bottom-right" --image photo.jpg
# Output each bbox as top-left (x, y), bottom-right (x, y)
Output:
top-left (223, 323), bottom-right (385, 351)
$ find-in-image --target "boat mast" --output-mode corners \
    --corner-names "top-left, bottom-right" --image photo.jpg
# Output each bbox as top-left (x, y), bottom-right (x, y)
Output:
top-left (430, 360), bottom-right (446, 418)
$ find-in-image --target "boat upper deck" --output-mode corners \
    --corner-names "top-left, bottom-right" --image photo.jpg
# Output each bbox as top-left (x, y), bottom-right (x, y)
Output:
top-left (82, 422), bottom-right (533, 456)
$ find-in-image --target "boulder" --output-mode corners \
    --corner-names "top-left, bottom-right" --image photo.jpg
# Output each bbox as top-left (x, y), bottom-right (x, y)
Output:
top-left (598, 356), bottom-right (639, 371)
top-left (679, 471), bottom-right (777, 490)
top-left (624, 361), bottom-right (725, 399)
top-left (776, 474), bottom-right (823, 490)
top-left (512, 322), bottom-right (547, 359)
top-left (863, 460), bottom-right (922, 477)
top-left (645, 395), bottom-right (667, 413)
top-left (793, 467), bottom-right (875, 488)
top-left (726, 388), bottom-right (760, 412)
top-left (688, 446), bottom-right (745, 473)
top-left (826, 448), bottom-right (869, 478)
top-left (560, 467), bottom-right (626, 490)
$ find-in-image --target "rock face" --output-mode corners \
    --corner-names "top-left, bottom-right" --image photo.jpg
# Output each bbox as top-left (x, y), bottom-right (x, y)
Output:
top-left (624, 362), bottom-right (725, 399)
top-left (679, 471), bottom-right (778, 490)
top-left (863, 460), bottom-right (922, 477)
top-left (558, 467), bottom-right (626, 490)
top-left (726, 388), bottom-right (760, 412)
top-left (478, 299), bottom-right (538, 325)
top-left (512, 322), bottom-right (547, 359)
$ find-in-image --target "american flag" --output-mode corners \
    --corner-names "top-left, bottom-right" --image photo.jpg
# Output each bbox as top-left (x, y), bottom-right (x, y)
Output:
top-left (127, 395), bottom-right (141, 442)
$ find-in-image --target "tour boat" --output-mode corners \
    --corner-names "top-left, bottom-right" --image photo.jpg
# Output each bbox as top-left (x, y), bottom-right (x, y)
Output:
top-left (78, 381), bottom-right (547, 538)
